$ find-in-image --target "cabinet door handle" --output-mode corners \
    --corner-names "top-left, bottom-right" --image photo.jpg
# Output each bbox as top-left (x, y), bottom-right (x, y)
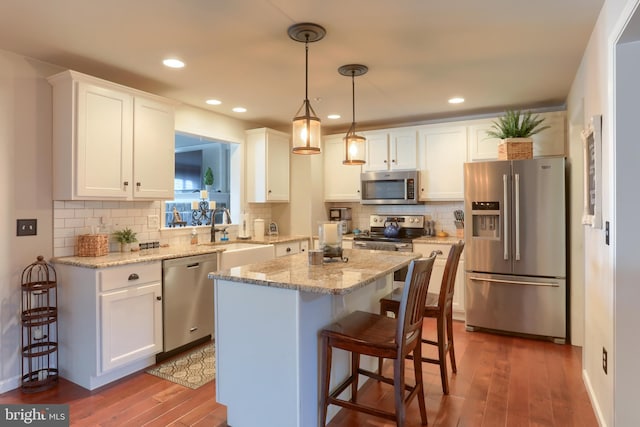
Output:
top-left (268, 189), bottom-right (272, 193)
top-left (123, 181), bottom-right (129, 187)
top-left (128, 273), bottom-right (139, 281)
top-left (156, 296), bottom-right (162, 301)
top-left (286, 247), bottom-right (291, 252)
top-left (392, 159), bottom-right (396, 163)
top-left (384, 160), bottom-right (387, 163)
top-left (136, 182), bottom-right (141, 188)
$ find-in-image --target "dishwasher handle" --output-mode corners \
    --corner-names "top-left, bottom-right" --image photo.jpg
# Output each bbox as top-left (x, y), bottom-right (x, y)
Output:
top-left (187, 262), bottom-right (201, 269)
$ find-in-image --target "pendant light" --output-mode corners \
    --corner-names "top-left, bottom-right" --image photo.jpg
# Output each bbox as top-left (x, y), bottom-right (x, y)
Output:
top-left (338, 64), bottom-right (368, 165)
top-left (288, 23), bottom-right (326, 155)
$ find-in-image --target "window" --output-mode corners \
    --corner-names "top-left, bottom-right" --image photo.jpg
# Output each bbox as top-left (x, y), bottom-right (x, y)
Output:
top-left (165, 132), bottom-right (232, 227)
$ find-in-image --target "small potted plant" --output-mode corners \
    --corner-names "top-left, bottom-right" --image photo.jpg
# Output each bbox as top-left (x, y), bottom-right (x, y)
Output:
top-left (486, 110), bottom-right (550, 160)
top-left (113, 227), bottom-right (137, 252)
top-left (203, 167), bottom-right (214, 192)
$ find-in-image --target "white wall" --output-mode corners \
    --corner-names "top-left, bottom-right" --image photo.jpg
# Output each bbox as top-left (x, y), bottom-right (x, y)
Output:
top-left (567, 0), bottom-right (640, 425)
top-left (0, 50), bottom-right (61, 391)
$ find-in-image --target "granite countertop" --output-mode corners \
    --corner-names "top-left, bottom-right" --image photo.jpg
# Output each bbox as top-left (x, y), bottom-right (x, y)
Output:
top-left (209, 249), bottom-right (420, 295)
top-left (52, 235), bottom-right (310, 268)
top-left (412, 235), bottom-right (462, 245)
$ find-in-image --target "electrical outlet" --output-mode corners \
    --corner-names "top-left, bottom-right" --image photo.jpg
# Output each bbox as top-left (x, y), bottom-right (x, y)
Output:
top-left (602, 347), bottom-right (608, 374)
top-left (147, 215), bottom-right (159, 229)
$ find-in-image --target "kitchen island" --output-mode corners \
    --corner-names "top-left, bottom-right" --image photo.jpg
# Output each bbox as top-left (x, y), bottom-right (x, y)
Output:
top-left (209, 249), bottom-right (420, 427)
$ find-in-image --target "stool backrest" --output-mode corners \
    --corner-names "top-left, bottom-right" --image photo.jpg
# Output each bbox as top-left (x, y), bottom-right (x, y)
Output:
top-left (396, 254), bottom-right (436, 353)
top-left (436, 240), bottom-right (465, 313)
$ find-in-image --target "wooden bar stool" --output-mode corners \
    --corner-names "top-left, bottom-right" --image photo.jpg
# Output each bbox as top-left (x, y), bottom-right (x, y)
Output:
top-left (319, 255), bottom-right (436, 427)
top-left (379, 240), bottom-right (464, 395)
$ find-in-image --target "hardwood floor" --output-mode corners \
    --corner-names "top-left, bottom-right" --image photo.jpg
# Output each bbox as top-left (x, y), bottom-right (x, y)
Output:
top-left (0, 319), bottom-right (598, 426)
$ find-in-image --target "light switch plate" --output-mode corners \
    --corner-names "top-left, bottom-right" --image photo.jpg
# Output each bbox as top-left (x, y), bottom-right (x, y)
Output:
top-left (17, 219), bottom-right (37, 236)
top-left (147, 215), bottom-right (159, 229)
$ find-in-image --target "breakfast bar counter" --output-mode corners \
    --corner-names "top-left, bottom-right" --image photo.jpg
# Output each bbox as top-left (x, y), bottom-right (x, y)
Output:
top-left (209, 249), bottom-right (420, 427)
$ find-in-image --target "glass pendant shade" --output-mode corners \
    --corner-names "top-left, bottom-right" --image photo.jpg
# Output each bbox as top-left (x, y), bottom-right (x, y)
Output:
top-left (343, 124), bottom-right (366, 165)
top-left (338, 64), bottom-right (368, 165)
top-left (288, 23), bottom-right (326, 155)
top-left (292, 100), bottom-right (321, 154)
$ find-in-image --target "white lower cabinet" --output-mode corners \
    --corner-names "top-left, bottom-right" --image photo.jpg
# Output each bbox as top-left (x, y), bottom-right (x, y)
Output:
top-left (100, 281), bottom-right (162, 372)
top-left (275, 241), bottom-right (300, 257)
top-left (56, 261), bottom-right (163, 390)
top-left (413, 243), bottom-right (465, 320)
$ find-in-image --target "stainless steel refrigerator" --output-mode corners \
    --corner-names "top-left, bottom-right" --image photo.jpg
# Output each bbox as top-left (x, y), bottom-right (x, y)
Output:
top-left (463, 157), bottom-right (566, 343)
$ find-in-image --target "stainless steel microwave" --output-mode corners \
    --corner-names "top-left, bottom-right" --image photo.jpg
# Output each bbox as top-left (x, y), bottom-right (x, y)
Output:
top-left (360, 170), bottom-right (419, 205)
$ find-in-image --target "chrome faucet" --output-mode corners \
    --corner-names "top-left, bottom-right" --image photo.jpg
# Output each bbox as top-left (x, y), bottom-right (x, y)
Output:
top-left (210, 207), bottom-right (232, 242)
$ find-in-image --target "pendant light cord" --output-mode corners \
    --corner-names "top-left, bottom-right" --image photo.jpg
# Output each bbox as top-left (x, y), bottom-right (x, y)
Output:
top-left (351, 70), bottom-right (356, 125)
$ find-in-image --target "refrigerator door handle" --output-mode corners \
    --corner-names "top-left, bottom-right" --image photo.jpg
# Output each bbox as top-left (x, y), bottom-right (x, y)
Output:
top-left (503, 174), bottom-right (509, 260)
top-left (515, 173), bottom-right (520, 261)
top-left (468, 276), bottom-right (560, 288)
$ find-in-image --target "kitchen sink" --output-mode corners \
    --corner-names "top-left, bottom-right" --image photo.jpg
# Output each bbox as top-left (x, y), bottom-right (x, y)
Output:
top-left (214, 243), bottom-right (275, 270)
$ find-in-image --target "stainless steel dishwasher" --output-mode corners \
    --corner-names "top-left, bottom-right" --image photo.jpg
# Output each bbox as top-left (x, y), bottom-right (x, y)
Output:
top-left (161, 253), bottom-right (217, 357)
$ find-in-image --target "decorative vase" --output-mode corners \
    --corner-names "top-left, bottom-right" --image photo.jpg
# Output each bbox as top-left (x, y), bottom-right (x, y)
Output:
top-left (498, 137), bottom-right (533, 160)
top-left (120, 242), bottom-right (131, 252)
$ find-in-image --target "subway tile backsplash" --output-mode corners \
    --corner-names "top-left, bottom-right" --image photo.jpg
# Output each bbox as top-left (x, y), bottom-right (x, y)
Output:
top-left (53, 199), bottom-right (463, 257)
top-left (52, 200), bottom-right (261, 257)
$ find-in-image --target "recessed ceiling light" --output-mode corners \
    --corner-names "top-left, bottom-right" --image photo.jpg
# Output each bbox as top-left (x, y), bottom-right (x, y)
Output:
top-left (206, 99), bottom-right (222, 105)
top-left (163, 58), bottom-right (185, 68)
top-left (232, 107), bottom-right (247, 113)
top-left (448, 97), bottom-right (465, 104)
top-left (327, 114), bottom-right (341, 120)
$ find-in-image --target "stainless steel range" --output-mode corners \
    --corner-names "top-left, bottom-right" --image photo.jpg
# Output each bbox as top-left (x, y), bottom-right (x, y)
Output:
top-left (353, 214), bottom-right (426, 252)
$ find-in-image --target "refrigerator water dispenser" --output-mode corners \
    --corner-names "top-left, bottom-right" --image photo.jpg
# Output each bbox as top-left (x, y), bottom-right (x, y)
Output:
top-left (471, 201), bottom-right (500, 239)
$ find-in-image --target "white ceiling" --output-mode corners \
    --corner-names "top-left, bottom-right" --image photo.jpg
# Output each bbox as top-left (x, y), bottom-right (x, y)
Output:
top-left (0, 0), bottom-right (604, 134)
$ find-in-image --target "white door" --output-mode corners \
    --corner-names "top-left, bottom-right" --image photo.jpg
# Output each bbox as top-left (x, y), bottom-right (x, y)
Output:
top-left (265, 131), bottom-right (290, 201)
top-left (76, 82), bottom-right (133, 198)
top-left (390, 130), bottom-right (418, 170)
top-left (133, 96), bottom-right (175, 199)
top-left (323, 135), bottom-right (362, 201)
top-left (364, 132), bottom-right (390, 171)
top-left (100, 282), bottom-right (162, 372)
top-left (419, 125), bottom-right (467, 200)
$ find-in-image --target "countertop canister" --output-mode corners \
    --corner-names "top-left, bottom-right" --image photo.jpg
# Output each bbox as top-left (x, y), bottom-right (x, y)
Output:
top-left (254, 219), bottom-right (265, 241)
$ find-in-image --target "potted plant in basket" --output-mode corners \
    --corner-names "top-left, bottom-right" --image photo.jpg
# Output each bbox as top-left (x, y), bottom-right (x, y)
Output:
top-left (113, 227), bottom-right (137, 252)
top-left (203, 167), bottom-right (214, 192)
top-left (486, 110), bottom-right (550, 160)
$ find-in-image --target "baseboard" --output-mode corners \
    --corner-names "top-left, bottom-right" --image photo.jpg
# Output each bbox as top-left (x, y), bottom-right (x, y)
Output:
top-left (0, 375), bottom-right (21, 394)
top-left (583, 368), bottom-right (608, 427)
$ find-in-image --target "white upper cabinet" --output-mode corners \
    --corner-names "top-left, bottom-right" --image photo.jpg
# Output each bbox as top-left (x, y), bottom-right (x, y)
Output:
top-left (323, 134), bottom-right (361, 201)
top-left (418, 125), bottom-right (468, 201)
top-left (468, 111), bottom-right (566, 161)
top-left (363, 129), bottom-right (418, 171)
top-left (48, 70), bottom-right (175, 200)
top-left (132, 96), bottom-right (176, 199)
top-left (245, 128), bottom-right (290, 202)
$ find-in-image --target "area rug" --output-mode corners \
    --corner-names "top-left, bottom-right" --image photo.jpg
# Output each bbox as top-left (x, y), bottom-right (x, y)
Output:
top-left (146, 343), bottom-right (215, 389)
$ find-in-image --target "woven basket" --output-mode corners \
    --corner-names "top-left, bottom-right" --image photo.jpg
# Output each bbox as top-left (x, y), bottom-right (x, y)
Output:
top-left (498, 138), bottom-right (533, 160)
top-left (77, 234), bottom-right (109, 257)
